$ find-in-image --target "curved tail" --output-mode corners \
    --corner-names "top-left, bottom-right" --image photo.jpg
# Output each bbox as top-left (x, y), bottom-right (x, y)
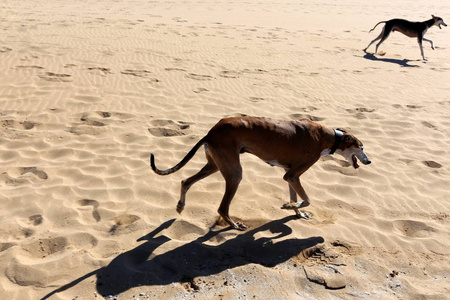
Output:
top-left (150, 136), bottom-right (207, 175)
top-left (369, 21), bottom-right (386, 33)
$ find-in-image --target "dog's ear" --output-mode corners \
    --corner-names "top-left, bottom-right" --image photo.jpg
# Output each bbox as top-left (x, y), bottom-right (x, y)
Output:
top-left (336, 128), bottom-right (348, 134)
top-left (432, 14), bottom-right (436, 19)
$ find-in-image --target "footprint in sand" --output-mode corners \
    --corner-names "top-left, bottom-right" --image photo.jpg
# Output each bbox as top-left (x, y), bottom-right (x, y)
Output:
top-left (23, 236), bottom-right (68, 258)
top-left (297, 240), bottom-right (362, 264)
top-left (421, 121), bottom-right (439, 131)
top-left (249, 97), bottom-right (265, 103)
top-left (1, 119), bottom-right (36, 130)
top-left (422, 161), bottom-right (442, 169)
top-left (2, 167), bottom-right (48, 186)
top-left (121, 69), bottom-right (161, 83)
top-left (186, 73), bottom-right (214, 81)
top-left (193, 87), bottom-right (209, 93)
top-left (0, 47), bottom-right (12, 53)
top-left (19, 167), bottom-right (48, 180)
top-left (15, 65), bottom-right (44, 70)
top-left (219, 70), bottom-right (241, 78)
top-left (113, 214), bottom-right (140, 226)
top-left (70, 111), bottom-right (135, 135)
top-left (28, 214), bottom-right (44, 226)
top-left (295, 106), bottom-right (318, 113)
top-left (346, 107), bottom-right (376, 120)
top-left (21, 233), bottom-right (98, 259)
top-left (69, 111), bottom-right (111, 135)
top-left (165, 67), bottom-right (187, 72)
top-left (87, 67), bottom-right (113, 76)
top-left (17, 214), bottom-right (44, 231)
top-left (346, 107), bottom-right (376, 114)
top-left (406, 105), bottom-right (423, 110)
top-left (77, 199), bottom-right (101, 222)
top-left (148, 119), bottom-right (191, 137)
top-left (80, 112), bottom-right (109, 127)
top-left (393, 220), bottom-right (436, 238)
top-left (39, 72), bottom-right (72, 82)
top-left (121, 69), bottom-right (152, 77)
top-left (289, 113), bottom-right (325, 122)
top-left (109, 214), bottom-right (141, 233)
top-left (297, 240), bottom-right (362, 290)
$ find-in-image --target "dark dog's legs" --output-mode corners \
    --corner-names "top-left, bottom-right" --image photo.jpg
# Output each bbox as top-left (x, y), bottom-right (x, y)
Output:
top-left (422, 37), bottom-right (435, 50)
top-left (418, 37), bottom-right (425, 60)
top-left (374, 27), bottom-right (392, 54)
top-left (418, 35), bottom-right (433, 60)
top-left (365, 25), bottom-right (393, 55)
top-left (364, 27), bottom-right (386, 53)
top-left (177, 152), bottom-right (218, 213)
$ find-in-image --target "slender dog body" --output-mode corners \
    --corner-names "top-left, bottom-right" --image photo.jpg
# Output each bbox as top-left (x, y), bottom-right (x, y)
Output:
top-left (150, 116), bottom-right (371, 230)
top-left (364, 15), bottom-right (447, 60)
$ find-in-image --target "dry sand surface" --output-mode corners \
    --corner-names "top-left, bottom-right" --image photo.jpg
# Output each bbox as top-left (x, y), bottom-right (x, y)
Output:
top-left (1, 0), bottom-right (450, 299)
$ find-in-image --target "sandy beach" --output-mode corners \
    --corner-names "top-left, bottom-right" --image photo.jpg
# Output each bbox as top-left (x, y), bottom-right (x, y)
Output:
top-left (1, 0), bottom-right (449, 299)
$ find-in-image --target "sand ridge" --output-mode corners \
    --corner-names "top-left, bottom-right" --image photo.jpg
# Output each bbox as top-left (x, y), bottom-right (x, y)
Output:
top-left (1, 0), bottom-right (450, 299)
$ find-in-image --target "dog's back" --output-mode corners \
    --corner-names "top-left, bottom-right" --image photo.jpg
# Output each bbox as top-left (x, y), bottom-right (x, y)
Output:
top-left (389, 19), bottom-right (428, 37)
top-left (207, 117), bottom-right (327, 165)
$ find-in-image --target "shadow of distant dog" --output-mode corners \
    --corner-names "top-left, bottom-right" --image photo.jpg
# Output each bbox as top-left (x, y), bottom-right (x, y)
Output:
top-left (360, 53), bottom-right (420, 67)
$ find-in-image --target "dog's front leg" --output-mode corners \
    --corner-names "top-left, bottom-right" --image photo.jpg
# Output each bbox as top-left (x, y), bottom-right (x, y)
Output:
top-left (423, 37), bottom-right (435, 50)
top-left (418, 37), bottom-right (427, 60)
top-left (281, 172), bottom-right (312, 219)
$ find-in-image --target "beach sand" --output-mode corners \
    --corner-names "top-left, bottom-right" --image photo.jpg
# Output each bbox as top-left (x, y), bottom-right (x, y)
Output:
top-left (1, 0), bottom-right (449, 299)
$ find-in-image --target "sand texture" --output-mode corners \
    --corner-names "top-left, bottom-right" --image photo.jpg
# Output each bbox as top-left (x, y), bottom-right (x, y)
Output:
top-left (1, 0), bottom-right (450, 299)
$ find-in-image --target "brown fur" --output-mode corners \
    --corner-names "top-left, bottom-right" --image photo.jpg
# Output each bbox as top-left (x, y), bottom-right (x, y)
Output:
top-left (151, 116), bottom-right (370, 230)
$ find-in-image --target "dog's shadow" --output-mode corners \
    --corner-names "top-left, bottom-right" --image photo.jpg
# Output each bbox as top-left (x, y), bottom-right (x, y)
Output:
top-left (360, 52), bottom-right (421, 67)
top-left (41, 217), bottom-right (324, 299)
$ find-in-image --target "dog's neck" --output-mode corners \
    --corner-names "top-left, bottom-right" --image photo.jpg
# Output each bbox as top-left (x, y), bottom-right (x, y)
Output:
top-left (425, 18), bottom-right (435, 28)
top-left (320, 128), bottom-right (343, 156)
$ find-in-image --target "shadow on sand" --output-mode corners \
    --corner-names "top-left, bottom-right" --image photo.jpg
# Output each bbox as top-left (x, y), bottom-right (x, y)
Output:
top-left (41, 216), bottom-right (324, 299)
top-left (360, 52), bottom-right (421, 67)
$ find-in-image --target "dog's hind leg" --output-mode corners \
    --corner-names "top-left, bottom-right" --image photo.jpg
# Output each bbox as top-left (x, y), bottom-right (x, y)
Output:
top-left (374, 28), bottom-right (391, 55)
top-left (177, 152), bottom-right (218, 213)
top-left (364, 28), bottom-right (385, 52)
top-left (213, 151), bottom-right (246, 230)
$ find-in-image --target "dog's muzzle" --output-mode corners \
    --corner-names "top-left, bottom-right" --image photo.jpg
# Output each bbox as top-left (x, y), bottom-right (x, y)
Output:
top-left (352, 152), bottom-right (371, 169)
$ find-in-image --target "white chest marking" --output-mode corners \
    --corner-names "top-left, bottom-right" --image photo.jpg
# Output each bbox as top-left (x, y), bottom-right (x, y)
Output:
top-left (264, 160), bottom-right (288, 168)
top-left (321, 149), bottom-right (332, 156)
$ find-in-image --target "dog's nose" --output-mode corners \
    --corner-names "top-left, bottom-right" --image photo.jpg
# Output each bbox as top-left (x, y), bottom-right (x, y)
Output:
top-left (365, 160), bottom-right (372, 165)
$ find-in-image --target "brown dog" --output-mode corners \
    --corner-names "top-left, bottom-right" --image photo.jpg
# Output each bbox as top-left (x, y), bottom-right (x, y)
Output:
top-left (150, 116), bottom-right (371, 230)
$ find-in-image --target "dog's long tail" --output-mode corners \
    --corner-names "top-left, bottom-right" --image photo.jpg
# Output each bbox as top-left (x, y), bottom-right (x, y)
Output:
top-left (150, 136), bottom-right (208, 175)
top-left (369, 21), bottom-right (386, 33)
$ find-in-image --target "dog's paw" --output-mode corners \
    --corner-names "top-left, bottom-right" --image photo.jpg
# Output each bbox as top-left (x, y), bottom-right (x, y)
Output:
top-left (232, 222), bottom-right (248, 231)
top-left (296, 211), bottom-right (312, 219)
top-left (176, 202), bottom-right (185, 214)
